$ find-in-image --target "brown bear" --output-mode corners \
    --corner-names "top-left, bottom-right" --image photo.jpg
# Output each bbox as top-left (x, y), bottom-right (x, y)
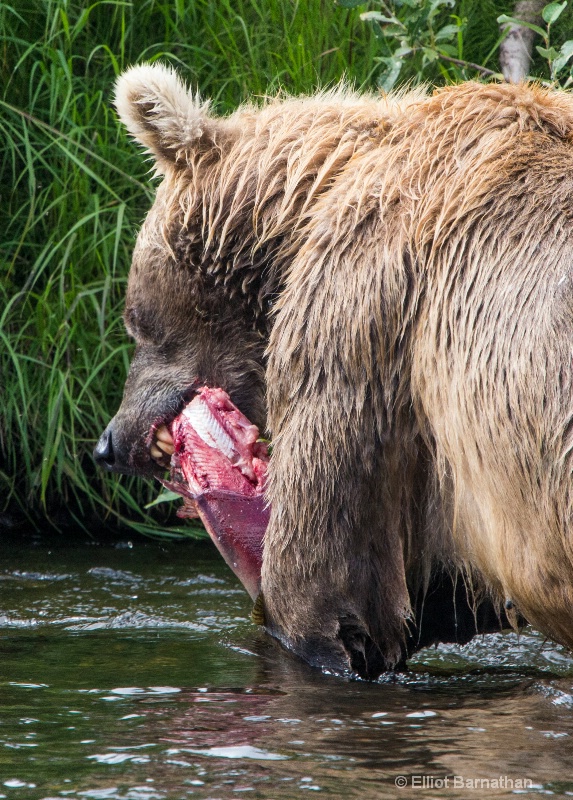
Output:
top-left (95, 63), bottom-right (573, 678)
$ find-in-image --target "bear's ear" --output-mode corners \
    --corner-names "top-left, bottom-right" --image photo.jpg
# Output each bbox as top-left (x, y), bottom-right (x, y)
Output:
top-left (114, 63), bottom-right (226, 168)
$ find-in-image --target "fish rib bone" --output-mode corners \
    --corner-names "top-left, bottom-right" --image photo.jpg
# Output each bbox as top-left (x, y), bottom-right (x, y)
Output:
top-left (183, 398), bottom-right (235, 460)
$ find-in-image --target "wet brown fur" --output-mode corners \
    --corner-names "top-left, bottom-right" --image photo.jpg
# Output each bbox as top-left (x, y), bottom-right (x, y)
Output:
top-left (111, 64), bottom-right (573, 675)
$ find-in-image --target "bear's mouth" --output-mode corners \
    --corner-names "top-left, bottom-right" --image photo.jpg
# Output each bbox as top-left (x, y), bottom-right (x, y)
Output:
top-left (154, 386), bottom-right (270, 600)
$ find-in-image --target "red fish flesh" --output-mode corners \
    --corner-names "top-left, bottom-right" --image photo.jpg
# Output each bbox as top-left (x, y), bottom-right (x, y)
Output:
top-left (163, 387), bottom-right (269, 600)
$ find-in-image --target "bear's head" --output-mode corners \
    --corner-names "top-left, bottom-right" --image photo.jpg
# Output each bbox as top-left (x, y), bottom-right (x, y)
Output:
top-left (94, 65), bottom-right (272, 477)
top-left (94, 63), bottom-right (385, 479)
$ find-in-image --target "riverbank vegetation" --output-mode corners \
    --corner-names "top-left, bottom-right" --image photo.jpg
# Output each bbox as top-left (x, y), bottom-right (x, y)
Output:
top-left (1, 0), bottom-right (571, 537)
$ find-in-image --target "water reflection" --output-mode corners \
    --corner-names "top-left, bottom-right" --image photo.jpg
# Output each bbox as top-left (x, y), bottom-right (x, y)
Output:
top-left (0, 538), bottom-right (572, 798)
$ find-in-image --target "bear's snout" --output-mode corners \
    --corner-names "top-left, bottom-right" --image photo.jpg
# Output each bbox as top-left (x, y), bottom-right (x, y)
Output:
top-left (93, 419), bottom-right (138, 474)
top-left (93, 424), bottom-right (116, 470)
top-left (94, 411), bottom-right (167, 477)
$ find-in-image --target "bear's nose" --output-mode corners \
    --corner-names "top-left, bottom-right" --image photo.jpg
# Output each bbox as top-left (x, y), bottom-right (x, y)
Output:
top-left (93, 426), bottom-right (116, 470)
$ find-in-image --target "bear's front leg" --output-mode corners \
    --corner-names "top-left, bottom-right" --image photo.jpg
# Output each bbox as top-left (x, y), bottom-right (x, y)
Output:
top-left (261, 425), bottom-right (413, 677)
top-left (262, 255), bottom-right (416, 678)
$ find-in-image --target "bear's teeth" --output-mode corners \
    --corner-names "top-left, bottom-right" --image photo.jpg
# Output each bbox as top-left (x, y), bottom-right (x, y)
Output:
top-left (156, 424), bottom-right (174, 445)
top-left (156, 439), bottom-right (175, 455)
top-left (183, 397), bottom-right (236, 460)
top-left (150, 444), bottom-right (163, 459)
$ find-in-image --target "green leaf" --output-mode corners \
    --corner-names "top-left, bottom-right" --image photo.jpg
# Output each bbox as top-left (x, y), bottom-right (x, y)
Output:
top-left (360, 11), bottom-right (401, 24)
top-left (552, 39), bottom-right (573, 73)
top-left (144, 490), bottom-right (182, 509)
top-left (497, 14), bottom-right (547, 39)
top-left (336, 0), bottom-right (364, 7)
top-left (422, 46), bottom-right (439, 63)
top-left (536, 45), bottom-right (559, 58)
top-left (435, 23), bottom-right (460, 42)
top-left (542, 2), bottom-right (567, 25)
top-left (377, 57), bottom-right (403, 91)
top-left (438, 43), bottom-right (459, 56)
top-left (429, 0), bottom-right (455, 12)
top-left (374, 23), bottom-right (406, 38)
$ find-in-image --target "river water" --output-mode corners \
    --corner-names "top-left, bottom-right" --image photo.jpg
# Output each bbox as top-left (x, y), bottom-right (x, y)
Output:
top-left (1, 537), bottom-right (573, 799)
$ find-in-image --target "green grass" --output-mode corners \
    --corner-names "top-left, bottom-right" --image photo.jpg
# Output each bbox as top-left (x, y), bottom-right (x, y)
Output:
top-left (0, 0), bottom-right (379, 537)
top-left (1, 0), bottom-right (570, 537)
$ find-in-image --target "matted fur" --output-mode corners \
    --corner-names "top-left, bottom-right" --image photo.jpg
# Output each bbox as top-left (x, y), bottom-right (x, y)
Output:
top-left (108, 65), bottom-right (573, 676)
top-left (265, 81), bottom-right (573, 666)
